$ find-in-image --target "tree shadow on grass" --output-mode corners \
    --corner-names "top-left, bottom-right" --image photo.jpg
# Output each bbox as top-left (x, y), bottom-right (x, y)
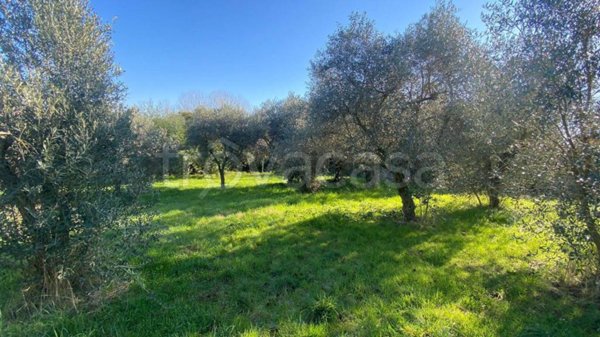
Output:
top-left (484, 270), bottom-right (600, 336)
top-left (47, 204), bottom-right (597, 337)
top-left (86, 211), bottom-right (474, 335)
top-left (15, 182), bottom-right (599, 337)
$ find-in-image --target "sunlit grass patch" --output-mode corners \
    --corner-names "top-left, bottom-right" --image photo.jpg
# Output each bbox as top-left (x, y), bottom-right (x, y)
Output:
top-left (2, 173), bottom-right (599, 337)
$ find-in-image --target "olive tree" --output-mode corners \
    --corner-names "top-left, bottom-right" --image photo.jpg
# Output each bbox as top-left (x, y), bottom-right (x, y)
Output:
top-left (263, 95), bottom-right (313, 187)
top-left (442, 57), bottom-right (535, 208)
top-left (256, 94), bottom-right (346, 191)
top-left (186, 104), bottom-right (257, 188)
top-left (309, 5), bottom-right (479, 221)
top-left (485, 0), bottom-right (600, 266)
top-left (255, 94), bottom-right (307, 163)
top-left (0, 0), bottom-right (152, 303)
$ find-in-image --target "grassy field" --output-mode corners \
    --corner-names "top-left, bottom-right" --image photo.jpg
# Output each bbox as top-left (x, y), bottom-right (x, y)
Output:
top-left (2, 173), bottom-right (600, 336)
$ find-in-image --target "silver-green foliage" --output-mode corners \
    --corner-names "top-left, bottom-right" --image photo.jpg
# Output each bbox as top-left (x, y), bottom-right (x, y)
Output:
top-left (485, 0), bottom-right (600, 266)
top-left (308, 3), bottom-right (482, 220)
top-left (0, 0), bottom-right (153, 303)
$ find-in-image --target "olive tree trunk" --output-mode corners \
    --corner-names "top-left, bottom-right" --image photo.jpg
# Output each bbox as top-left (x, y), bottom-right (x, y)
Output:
top-left (218, 165), bottom-right (226, 188)
top-left (398, 185), bottom-right (417, 222)
top-left (394, 173), bottom-right (416, 222)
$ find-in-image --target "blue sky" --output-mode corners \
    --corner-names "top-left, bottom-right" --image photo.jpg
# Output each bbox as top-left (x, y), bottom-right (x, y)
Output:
top-left (91, 0), bottom-right (488, 109)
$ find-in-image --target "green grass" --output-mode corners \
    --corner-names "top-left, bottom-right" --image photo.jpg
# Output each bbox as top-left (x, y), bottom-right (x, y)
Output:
top-left (3, 173), bottom-right (600, 336)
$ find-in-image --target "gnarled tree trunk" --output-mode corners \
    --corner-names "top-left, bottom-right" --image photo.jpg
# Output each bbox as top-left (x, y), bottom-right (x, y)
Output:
top-left (394, 173), bottom-right (416, 222)
top-left (487, 188), bottom-right (501, 209)
top-left (398, 185), bottom-right (417, 222)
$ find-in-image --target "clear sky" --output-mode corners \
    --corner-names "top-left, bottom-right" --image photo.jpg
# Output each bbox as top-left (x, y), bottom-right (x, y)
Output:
top-left (90, 0), bottom-right (489, 109)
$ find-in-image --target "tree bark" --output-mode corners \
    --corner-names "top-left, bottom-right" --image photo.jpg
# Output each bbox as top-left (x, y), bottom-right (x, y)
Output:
top-left (332, 161), bottom-right (342, 183)
top-left (218, 166), bottom-right (226, 188)
top-left (398, 185), bottom-right (416, 222)
top-left (210, 151), bottom-right (227, 189)
top-left (488, 189), bottom-right (501, 209)
top-left (486, 157), bottom-right (503, 209)
top-left (394, 172), bottom-right (416, 221)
